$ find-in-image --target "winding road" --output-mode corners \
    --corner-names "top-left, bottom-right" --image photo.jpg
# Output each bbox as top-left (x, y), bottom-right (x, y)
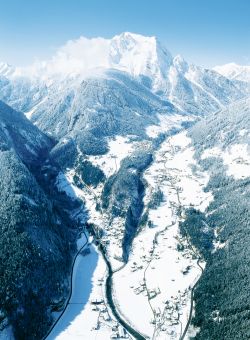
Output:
top-left (44, 157), bottom-right (146, 340)
top-left (44, 132), bottom-right (204, 340)
top-left (99, 243), bottom-right (147, 340)
top-left (77, 157), bottom-right (147, 339)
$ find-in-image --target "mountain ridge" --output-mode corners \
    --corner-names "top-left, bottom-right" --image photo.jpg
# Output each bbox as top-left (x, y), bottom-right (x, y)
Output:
top-left (0, 32), bottom-right (248, 116)
top-left (214, 62), bottom-right (250, 83)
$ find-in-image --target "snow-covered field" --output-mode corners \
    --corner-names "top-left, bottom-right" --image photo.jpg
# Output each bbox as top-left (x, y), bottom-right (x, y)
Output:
top-left (51, 176), bottom-right (130, 339)
top-left (202, 143), bottom-right (250, 180)
top-left (146, 114), bottom-right (194, 138)
top-left (47, 243), bottom-right (117, 340)
top-left (88, 136), bottom-right (135, 177)
top-left (112, 131), bottom-right (211, 339)
top-left (50, 129), bottom-right (212, 340)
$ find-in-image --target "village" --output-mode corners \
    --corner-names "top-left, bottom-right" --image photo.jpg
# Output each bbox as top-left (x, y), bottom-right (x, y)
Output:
top-left (54, 130), bottom-right (210, 339)
top-left (90, 298), bottom-right (129, 339)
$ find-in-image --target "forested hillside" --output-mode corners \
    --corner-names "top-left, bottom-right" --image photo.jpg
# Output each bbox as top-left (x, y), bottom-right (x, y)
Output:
top-left (185, 98), bottom-right (250, 339)
top-left (0, 101), bottom-right (79, 339)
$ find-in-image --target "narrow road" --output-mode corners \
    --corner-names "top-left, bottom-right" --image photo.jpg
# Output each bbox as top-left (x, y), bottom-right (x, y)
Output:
top-left (45, 133), bottom-right (203, 340)
top-left (60, 162), bottom-right (147, 340)
top-left (163, 137), bottom-right (204, 340)
top-left (99, 243), bottom-right (147, 340)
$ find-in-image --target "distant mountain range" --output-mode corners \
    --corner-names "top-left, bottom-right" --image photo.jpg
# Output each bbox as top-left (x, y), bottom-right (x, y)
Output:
top-left (0, 32), bottom-right (249, 119)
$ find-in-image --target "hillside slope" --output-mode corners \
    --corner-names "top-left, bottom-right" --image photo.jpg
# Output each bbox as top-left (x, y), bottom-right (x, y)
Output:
top-left (0, 101), bottom-right (79, 340)
top-left (0, 33), bottom-right (248, 119)
top-left (185, 97), bottom-right (250, 339)
top-left (214, 63), bottom-right (250, 83)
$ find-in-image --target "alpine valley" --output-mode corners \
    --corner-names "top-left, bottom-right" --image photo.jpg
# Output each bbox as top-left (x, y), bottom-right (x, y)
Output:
top-left (0, 32), bottom-right (249, 340)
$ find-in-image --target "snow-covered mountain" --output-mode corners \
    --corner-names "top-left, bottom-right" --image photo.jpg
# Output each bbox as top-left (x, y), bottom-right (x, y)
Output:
top-left (0, 73), bottom-right (47, 113)
top-left (0, 32), bottom-right (248, 117)
top-left (30, 69), bottom-right (177, 140)
top-left (109, 32), bottom-right (173, 92)
top-left (0, 100), bottom-right (52, 163)
top-left (109, 33), bottom-right (247, 114)
top-left (1, 32), bottom-right (250, 340)
top-left (214, 63), bottom-right (250, 83)
top-left (186, 97), bottom-right (250, 339)
top-left (0, 100), bottom-right (81, 340)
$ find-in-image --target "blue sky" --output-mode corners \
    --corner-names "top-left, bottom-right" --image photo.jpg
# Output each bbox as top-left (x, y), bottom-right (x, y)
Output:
top-left (0, 0), bottom-right (249, 67)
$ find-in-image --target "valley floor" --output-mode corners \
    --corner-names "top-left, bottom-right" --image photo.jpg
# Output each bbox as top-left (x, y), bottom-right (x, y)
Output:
top-left (111, 132), bottom-right (211, 339)
top-left (47, 129), bottom-right (212, 340)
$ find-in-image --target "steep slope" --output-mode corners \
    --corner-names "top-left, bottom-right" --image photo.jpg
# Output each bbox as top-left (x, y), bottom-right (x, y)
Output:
top-left (31, 69), bottom-right (176, 138)
top-left (110, 33), bottom-right (246, 115)
top-left (46, 69), bottom-right (187, 264)
top-left (109, 32), bottom-right (173, 92)
top-left (184, 97), bottom-right (250, 339)
top-left (0, 73), bottom-right (47, 113)
top-left (0, 101), bottom-right (78, 340)
top-left (0, 33), bottom-right (248, 118)
top-left (166, 56), bottom-right (245, 115)
top-left (31, 68), bottom-right (182, 173)
top-left (0, 101), bottom-right (52, 163)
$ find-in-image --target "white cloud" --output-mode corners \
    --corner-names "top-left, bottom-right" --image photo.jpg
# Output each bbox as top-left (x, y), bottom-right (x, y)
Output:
top-left (16, 36), bottom-right (111, 79)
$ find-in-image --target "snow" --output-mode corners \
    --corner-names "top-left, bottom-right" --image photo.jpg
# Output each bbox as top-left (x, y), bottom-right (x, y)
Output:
top-left (56, 172), bottom-right (83, 199)
top-left (202, 144), bottom-right (250, 179)
top-left (239, 129), bottom-right (248, 137)
top-left (24, 143), bottom-right (37, 156)
top-left (166, 132), bottom-right (213, 211)
top-left (0, 30), bottom-right (249, 340)
top-left (57, 165), bottom-right (126, 270)
top-left (9, 32), bottom-right (172, 83)
top-left (201, 147), bottom-right (221, 159)
top-left (25, 97), bottom-right (47, 119)
top-left (168, 65), bottom-right (179, 106)
top-left (49, 125), bottom-right (217, 340)
top-left (47, 244), bottom-right (115, 340)
top-left (53, 128), bottom-right (214, 340)
top-left (23, 195), bottom-right (38, 207)
top-left (113, 221), bottom-right (203, 339)
top-left (1, 32), bottom-right (246, 124)
top-left (146, 114), bottom-right (194, 139)
top-left (214, 63), bottom-right (250, 82)
top-left (49, 176), bottom-right (121, 340)
top-left (110, 32), bottom-right (172, 92)
top-left (185, 68), bottom-right (223, 108)
top-left (112, 131), bottom-right (210, 339)
top-left (88, 136), bottom-right (135, 177)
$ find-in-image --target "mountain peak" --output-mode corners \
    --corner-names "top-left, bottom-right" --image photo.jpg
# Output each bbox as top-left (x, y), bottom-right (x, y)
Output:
top-left (173, 54), bottom-right (189, 73)
top-left (214, 63), bottom-right (250, 82)
top-left (0, 32), bottom-right (173, 82)
top-left (115, 31), bottom-right (157, 43)
top-left (110, 32), bottom-right (172, 83)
